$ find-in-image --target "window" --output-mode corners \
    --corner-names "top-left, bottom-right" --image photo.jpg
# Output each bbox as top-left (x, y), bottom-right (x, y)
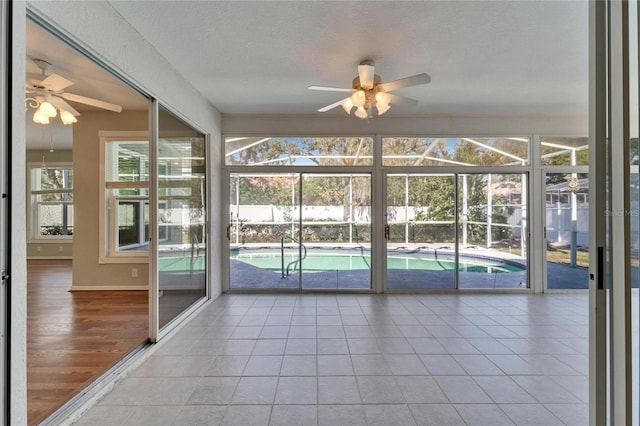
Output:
top-left (540, 136), bottom-right (589, 166)
top-left (382, 137), bottom-right (530, 166)
top-left (225, 136), bottom-right (373, 166)
top-left (29, 163), bottom-right (73, 240)
top-left (99, 132), bottom-right (150, 263)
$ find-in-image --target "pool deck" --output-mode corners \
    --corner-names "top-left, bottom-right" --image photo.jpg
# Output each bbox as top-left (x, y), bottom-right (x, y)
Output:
top-left (229, 259), bottom-right (589, 291)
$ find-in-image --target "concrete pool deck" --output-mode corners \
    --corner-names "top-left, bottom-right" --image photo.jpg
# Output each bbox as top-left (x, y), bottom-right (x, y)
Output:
top-left (229, 259), bottom-right (590, 291)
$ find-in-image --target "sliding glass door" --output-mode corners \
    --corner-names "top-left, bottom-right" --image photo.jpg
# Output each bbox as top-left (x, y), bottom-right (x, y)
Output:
top-left (457, 173), bottom-right (528, 289)
top-left (229, 173), bottom-right (300, 290)
top-left (228, 172), bottom-right (371, 290)
top-left (0, 1), bottom-right (8, 418)
top-left (385, 174), bottom-right (456, 289)
top-left (384, 172), bottom-right (528, 290)
top-left (300, 174), bottom-right (371, 290)
top-left (155, 106), bottom-right (207, 329)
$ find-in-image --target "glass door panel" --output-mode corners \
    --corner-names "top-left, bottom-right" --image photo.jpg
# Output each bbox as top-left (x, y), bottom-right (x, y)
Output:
top-left (157, 106), bottom-right (207, 329)
top-left (386, 174), bottom-right (456, 289)
top-left (458, 173), bottom-right (528, 289)
top-left (229, 173), bottom-right (300, 289)
top-left (300, 174), bottom-right (371, 290)
top-left (545, 172), bottom-right (589, 289)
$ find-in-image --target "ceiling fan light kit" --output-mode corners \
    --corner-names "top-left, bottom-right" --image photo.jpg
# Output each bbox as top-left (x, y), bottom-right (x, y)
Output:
top-left (26, 58), bottom-right (122, 126)
top-left (309, 59), bottom-right (430, 119)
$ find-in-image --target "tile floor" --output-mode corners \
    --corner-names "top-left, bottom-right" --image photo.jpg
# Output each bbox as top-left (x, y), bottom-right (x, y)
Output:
top-left (74, 293), bottom-right (588, 426)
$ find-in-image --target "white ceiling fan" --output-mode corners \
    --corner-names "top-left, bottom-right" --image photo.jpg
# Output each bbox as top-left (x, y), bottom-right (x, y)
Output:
top-left (26, 58), bottom-right (123, 125)
top-left (309, 59), bottom-right (431, 119)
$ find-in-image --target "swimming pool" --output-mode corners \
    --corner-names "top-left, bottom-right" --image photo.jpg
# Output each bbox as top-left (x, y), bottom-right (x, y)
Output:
top-left (231, 249), bottom-right (525, 274)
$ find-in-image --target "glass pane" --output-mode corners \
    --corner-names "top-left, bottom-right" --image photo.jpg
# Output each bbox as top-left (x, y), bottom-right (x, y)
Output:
top-left (229, 173), bottom-right (300, 289)
top-left (382, 137), bottom-right (529, 166)
top-left (458, 173), bottom-right (528, 288)
top-left (225, 136), bottom-right (373, 166)
top-left (630, 2), bottom-right (639, 421)
top-left (300, 174), bottom-right (371, 289)
top-left (37, 167), bottom-right (73, 190)
top-left (116, 200), bottom-right (144, 249)
top-left (540, 137), bottom-right (589, 166)
top-left (157, 106), bottom-right (206, 329)
top-left (386, 174), bottom-right (456, 289)
top-left (545, 172), bottom-right (589, 289)
top-left (37, 204), bottom-right (73, 236)
top-left (106, 141), bottom-right (149, 182)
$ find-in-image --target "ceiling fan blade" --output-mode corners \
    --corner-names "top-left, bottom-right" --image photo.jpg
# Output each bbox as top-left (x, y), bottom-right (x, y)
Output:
top-left (40, 73), bottom-right (75, 92)
top-left (318, 98), bottom-right (348, 112)
top-left (308, 85), bottom-right (354, 93)
top-left (60, 92), bottom-right (123, 112)
top-left (49, 96), bottom-right (80, 116)
top-left (386, 93), bottom-right (419, 106)
top-left (358, 63), bottom-right (375, 90)
top-left (378, 73), bottom-right (431, 92)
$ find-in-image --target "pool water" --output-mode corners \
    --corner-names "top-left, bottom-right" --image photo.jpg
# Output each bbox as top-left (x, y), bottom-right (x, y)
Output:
top-left (231, 250), bottom-right (524, 274)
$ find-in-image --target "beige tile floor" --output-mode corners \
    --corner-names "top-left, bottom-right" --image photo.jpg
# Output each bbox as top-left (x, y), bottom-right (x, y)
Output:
top-left (74, 293), bottom-right (588, 425)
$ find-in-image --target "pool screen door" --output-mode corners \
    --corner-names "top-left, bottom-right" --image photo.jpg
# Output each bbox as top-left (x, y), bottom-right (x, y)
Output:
top-left (228, 173), bottom-right (371, 290)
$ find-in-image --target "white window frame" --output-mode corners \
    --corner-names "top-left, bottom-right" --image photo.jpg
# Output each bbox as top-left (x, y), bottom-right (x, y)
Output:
top-left (27, 162), bottom-right (74, 242)
top-left (99, 131), bottom-right (150, 264)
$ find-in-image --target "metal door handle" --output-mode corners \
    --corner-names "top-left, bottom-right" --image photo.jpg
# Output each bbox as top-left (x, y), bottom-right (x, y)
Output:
top-left (384, 224), bottom-right (390, 240)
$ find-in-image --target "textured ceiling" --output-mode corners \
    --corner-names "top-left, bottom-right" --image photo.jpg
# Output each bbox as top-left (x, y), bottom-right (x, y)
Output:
top-left (25, 0), bottom-right (589, 149)
top-left (107, 0), bottom-right (589, 117)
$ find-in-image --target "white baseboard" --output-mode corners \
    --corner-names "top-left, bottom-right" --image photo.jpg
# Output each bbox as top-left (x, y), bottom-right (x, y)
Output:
top-left (27, 256), bottom-right (73, 260)
top-left (69, 285), bottom-right (148, 291)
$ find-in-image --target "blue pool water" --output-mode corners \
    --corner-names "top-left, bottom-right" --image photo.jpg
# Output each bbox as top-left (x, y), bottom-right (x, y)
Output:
top-left (231, 249), bottom-right (524, 274)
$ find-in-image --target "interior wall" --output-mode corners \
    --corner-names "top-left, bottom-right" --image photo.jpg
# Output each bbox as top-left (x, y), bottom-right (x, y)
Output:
top-left (71, 110), bottom-right (148, 290)
top-left (25, 149), bottom-right (73, 259)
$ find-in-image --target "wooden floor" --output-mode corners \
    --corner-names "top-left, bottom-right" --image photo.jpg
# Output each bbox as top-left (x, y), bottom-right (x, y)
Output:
top-left (27, 260), bottom-right (148, 425)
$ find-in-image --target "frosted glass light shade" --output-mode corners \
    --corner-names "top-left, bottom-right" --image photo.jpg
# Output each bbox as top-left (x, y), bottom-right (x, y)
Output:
top-left (60, 109), bottom-right (77, 125)
top-left (33, 109), bottom-right (50, 124)
top-left (341, 98), bottom-right (354, 114)
top-left (351, 90), bottom-right (366, 108)
top-left (376, 103), bottom-right (390, 115)
top-left (39, 101), bottom-right (57, 118)
top-left (355, 106), bottom-right (368, 119)
top-left (375, 92), bottom-right (390, 108)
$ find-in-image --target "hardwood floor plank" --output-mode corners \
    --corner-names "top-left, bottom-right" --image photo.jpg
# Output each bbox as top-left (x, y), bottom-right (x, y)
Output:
top-left (27, 259), bottom-right (148, 425)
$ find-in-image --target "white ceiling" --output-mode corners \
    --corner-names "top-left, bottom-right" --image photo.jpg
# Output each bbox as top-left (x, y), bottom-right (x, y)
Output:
top-left (107, 0), bottom-right (588, 117)
top-left (25, 0), bottom-right (589, 150)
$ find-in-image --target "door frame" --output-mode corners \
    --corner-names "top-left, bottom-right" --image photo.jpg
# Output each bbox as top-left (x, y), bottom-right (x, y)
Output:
top-left (0, 0), bottom-right (10, 420)
top-left (382, 172), bottom-right (459, 291)
top-left (224, 170), bottom-right (375, 293)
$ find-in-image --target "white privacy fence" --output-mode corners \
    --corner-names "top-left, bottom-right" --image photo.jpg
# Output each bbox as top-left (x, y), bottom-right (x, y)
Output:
top-left (545, 204), bottom-right (589, 246)
top-left (231, 202), bottom-right (639, 250)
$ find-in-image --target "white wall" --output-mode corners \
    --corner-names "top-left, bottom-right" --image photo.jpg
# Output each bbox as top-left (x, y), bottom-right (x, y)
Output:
top-left (222, 114), bottom-right (588, 136)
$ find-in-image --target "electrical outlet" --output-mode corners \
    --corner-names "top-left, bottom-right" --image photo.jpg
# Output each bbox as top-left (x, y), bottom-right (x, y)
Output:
top-left (36, 246), bottom-right (41, 252)
top-left (131, 268), bottom-right (138, 278)
top-left (58, 246), bottom-right (63, 252)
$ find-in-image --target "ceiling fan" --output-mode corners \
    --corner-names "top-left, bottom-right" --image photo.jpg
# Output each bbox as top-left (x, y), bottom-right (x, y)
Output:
top-left (309, 59), bottom-right (431, 119)
top-left (25, 58), bottom-right (123, 125)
